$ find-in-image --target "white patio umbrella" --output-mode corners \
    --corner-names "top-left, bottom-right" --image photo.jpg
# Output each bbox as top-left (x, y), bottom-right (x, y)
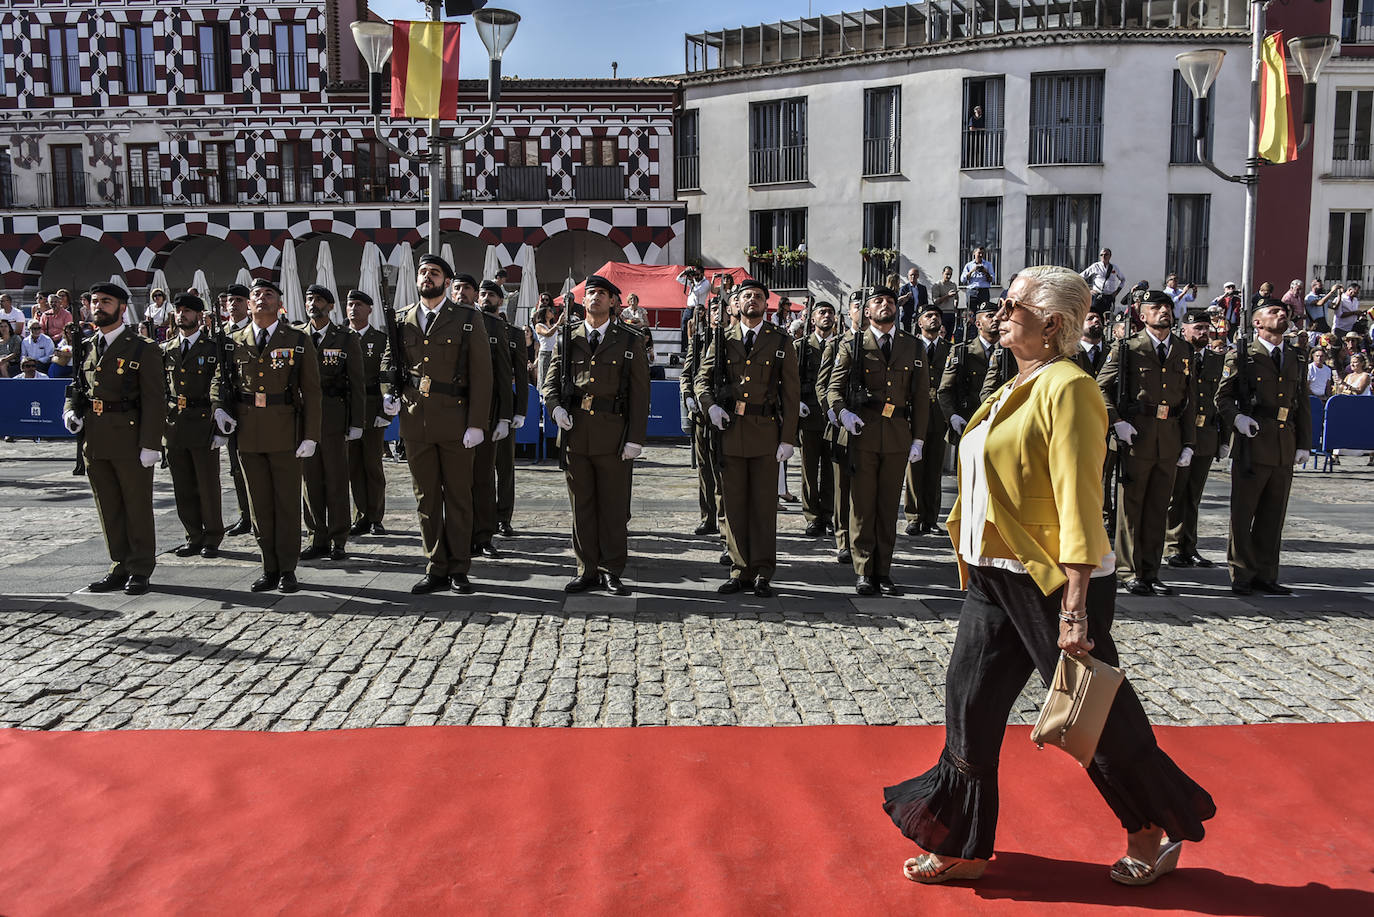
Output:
top-left (358, 242), bottom-right (386, 331)
top-left (560, 269), bottom-right (576, 299)
top-left (392, 241), bottom-right (418, 316)
top-left (279, 240), bottom-right (306, 323)
top-left (441, 242), bottom-right (456, 276)
top-left (515, 244), bottom-right (539, 328)
top-left (315, 240), bottom-right (337, 297)
top-left (235, 267), bottom-right (253, 288)
top-left (190, 269), bottom-right (211, 304)
top-left (483, 244), bottom-right (501, 282)
top-left (111, 274), bottom-right (139, 323)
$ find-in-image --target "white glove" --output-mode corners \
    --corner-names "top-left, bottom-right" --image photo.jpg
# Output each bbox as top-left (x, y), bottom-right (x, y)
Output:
top-left (684, 396), bottom-right (699, 414)
top-left (1217, 443), bottom-right (1231, 460)
top-left (382, 395), bottom-right (401, 416)
top-left (213, 408), bottom-right (237, 435)
top-left (462, 426), bottom-right (484, 449)
top-left (346, 426), bottom-right (363, 442)
top-left (621, 442), bottom-right (643, 461)
top-left (295, 439), bottom-right (317, 459)
top-left (798, 402), bottom-right (811, 418)
top-left (493, 420), bottom-right (510, 442)
top-left (826, 408), bottom-right (838, 425)
top-left (373, 415), bottom-right (391, 428)
top-left (1177, 446), bottom-right (1194, 468)
top-left (950, 414), bottom-right (967, 434)
top-left (908, 439), bottom-right (924, 464)
top-left (1295, 449), bottom-right (1311, 465)
top-left (839, 409), bottom-right (864, 436)
top-left (776, 443), bottom-right (795, 462)
top-left (63, 410), bottom-right (83, 434)
top-left (212, 434), bottom-right (228, 449)
top-left (512, 414), bottom-right (525, 430)
top-left (708, 404), bottom-right (730, 431)
top-left (552, 406), bottom-right (573, 431)
top-left (1113, 421), bottom-right (1137, 445)
top-left (139, 448), bottom-right (160, 468)
top-left (1234, 414), bottom-right (1259, 438)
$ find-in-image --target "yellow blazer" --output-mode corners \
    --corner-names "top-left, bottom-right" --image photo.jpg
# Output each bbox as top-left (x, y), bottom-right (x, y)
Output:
top-left (946, 359), bottom-right (1110, 597)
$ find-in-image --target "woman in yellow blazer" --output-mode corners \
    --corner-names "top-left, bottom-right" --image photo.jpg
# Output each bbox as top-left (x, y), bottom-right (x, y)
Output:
top-left (882, 266), bottom-right (1215, 887)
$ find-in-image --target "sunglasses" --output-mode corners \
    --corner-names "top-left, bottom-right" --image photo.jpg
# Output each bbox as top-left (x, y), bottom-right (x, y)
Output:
top-left (995, 297), bottom-right (1042, 317)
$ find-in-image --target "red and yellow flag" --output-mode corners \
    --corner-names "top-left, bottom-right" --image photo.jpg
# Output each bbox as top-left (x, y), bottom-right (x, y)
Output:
top-left (1258, 31), bottom-right (1297, 164)
top-left (390, 21), bottom-right (461, 121)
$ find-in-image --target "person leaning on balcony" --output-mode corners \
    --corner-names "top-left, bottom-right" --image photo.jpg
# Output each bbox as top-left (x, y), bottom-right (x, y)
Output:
top-left (1079, 248), bottom-right (1125, 316)
top-left (959, 248), bottom-right (995, 311)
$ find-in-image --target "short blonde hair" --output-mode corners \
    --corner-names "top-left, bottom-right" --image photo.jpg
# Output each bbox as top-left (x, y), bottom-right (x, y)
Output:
top-left (1016, 265), bottom-right (1090, 359)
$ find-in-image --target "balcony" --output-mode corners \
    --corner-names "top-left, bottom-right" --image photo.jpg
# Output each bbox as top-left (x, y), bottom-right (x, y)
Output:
top-left (749, 258), bottom-right (808, 291)
top-left (274, 52), bottom-right (309, 91)
top-left (498, 165), bottom-right (548, 201)
top-left (123, 53), bottom-right (157, 94)
top-left (127, 177), bottom-right (162, 207)
top-left (349, 167), bottom-right (393, 203)
top-left (201, 169), bottom-right (239, 206)
top-left (961, 128), bottom-right (1004, 169)
top-left (749, 144), bottom-right (807, 185)
top-left (862, 136), bottom-right (900, 176)
top-left (677, 153), bottom-right (700, 191)
top-left (1341, 12), bottom-right (1374, 44)
top-left (1314, 263), bottom-right (1374, 290)
top-left (1331, 144), bottom-right (1374, 179)
top-left (574, 165), bottom-right (625, 201)
top-left (1029, 124), bottom-right (1102, 165)
top-left (270, 166), bottom-right (316, 205)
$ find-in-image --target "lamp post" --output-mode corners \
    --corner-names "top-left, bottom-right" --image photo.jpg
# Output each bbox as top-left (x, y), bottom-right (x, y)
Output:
top-left (1177, 1), bottom-right (1337, 304)
top-left (350, 2), bottom-right (520, 255)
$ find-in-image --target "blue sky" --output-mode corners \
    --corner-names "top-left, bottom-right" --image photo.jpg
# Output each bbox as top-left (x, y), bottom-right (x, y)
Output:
top-left (369, 1), bottom-right (851, 79)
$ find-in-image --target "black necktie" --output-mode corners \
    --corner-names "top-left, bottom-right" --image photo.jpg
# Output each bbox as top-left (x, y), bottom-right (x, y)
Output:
top-left (257, 328), bottom-right (268, 352)
top-left (1089, 345), bottom-right (1098, 364)
top-left (314, 330), bottom-right (323, 349)
top-left (881, 334), bottom-right (892, 361)
top-left (181, 339), bottom-right (190, 359)
top-left (1156, 342), bottom-right (1168, 365)
top-left (589, 329), bottom-right (600, 351)
top-left (422, 311), bottom-right (434, 335)
top-left (1272, 345), bottom-right (1283, 374)
top-left (96, 335), bottom-right (106, 360)
top-left (744, 329), bottom-right (755, 351)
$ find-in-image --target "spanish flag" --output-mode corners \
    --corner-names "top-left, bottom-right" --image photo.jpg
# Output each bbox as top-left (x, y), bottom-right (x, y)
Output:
top-left (390, 21), bottom-right (461, 121)
top-left (1258, 31), bottom-right (1297, 164)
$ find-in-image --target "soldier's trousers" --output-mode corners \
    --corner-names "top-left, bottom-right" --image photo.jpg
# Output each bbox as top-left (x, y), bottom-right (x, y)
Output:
top-left (832, 453), bottom-right (852, 553)
top-left (303, 432), bottom-right (350, 549)
top-left (1228, 462), bottom-right (1294, 587)
top-left (691, 420), bottom-right (721, 525)
top-left (86, 456), bottom-right (156, 578)
top-left (799, 428), bottom-right (833, 525)
top-left (406, 438), bottom-right (475, 577)
top-left (349, 425), bottom-right (386, 525)
top-left (1165, 450), bottom-right (1215, 558)
top-left (722, 453), bottom-right (780, 581)
top-left (167, 445), bottom-right (224, 548)
top-left (496, 428), bottom-right (517, 525)
top-left (240, 450), bottom-right (303, 574)
top-left (566, 450), bottom-right (631, 577)
top-left (1115, 455), bottom-right (1178, 583)
top-left (851, 449), bottom-right (907, 577)
top-left (471, 437), bottom-right (498, 544)
top-left (904, 429), bottom-right (947, 526)
top-left (226, 433), bottom-right (252, 523)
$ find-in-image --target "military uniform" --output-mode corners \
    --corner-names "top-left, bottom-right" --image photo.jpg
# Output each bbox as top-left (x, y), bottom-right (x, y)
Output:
top-left (398, 299), bottom-right (493, 582)
top-left (541, 318), bottom-right (649, 580)
top-left (349, 324), bottom-right (390, 530)
top-left (470, 309), bottom-right (515, 550)
top-left (979, 343), bottom-right (1017, 403)
top-left (66, 323), bottom-right (166, 581)
top-left (300, 320), bottom-right (365, 554)
top-left (1216, 337), bottom-right (1312, 591)
top-left (795, 329), bottom-right (834, 531)
top-left (818, 327), bottom-right (856, 558)
top-left (827, 327), bottom-right (929, 582)
top-left (696, 319), bottom-right (801, 586)
top-left (1097, 329), bottom-right (1196, 588)
top-left (495, 316), bottom-right (530, 531)
top-left (162, 328), bottom-right (223, 552)
top-left (1165, 342), bottom-right (1226, 563)
top-left (682, 314), bottom-right (722, 531)
top-left (904, 334), bottom-right (949, 531)
top-left (937, 333), bottom-right (995, 434)
top-left (1074, 339), bottom-right (1109, 376)
top-left (225, 313), bottom-right (254, 529)
top-left (215, 320), bottom-right (322, 578)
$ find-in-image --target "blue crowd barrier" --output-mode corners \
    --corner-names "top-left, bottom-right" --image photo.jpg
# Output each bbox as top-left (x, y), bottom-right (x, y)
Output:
top-left (0, 378), bottom-right (73, 438)
top-left (1310, 396), bottom-right (1325, 452)
top-left (1322, 394), bottom-right (1374, 451)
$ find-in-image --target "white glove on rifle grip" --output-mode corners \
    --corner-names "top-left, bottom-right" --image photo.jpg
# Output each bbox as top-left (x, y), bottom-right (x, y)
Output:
top-left (908, 439), bottom-right (924, 464)
top-left (346, 427), bottom-right (363, 442)
top-left (775, 443), bottom-right (794, 463)
top-left (139, 448), bottom-right (160, 468)
top-left (1234, 414), bottom-right (1259, 438)
top-left (492, 420), bottom-right (510, 442)
top-left (798, 402), bottom-right (810, 418)
top-left (63, 410), bottom-right (83, 434)
top-left (382, 395), bottom-right (401, 417)
top-left (949, 414), bottom-right (967, 435)
top-left (212, 434), bottom-right (229, 449)
top-left (708, 405), bottom-right (730, 431)
top-left (839, 409), bottom-right (864, 436)
top-left (213, 408), bottom-right (237, 435)
top-left (1113, 421), bottom-right (1137, 445)
top-left (1177, 446), bottom-right (1193, 468)
top-left (462, 427), bottom-right (484, 449)
top-left (552, 407), bottom-right (573, 431)
top-left (684, 397), bottom-right (699, 414)
top-left (1217, 443), bottom-right (1231, 460)
top-left (295, 439), bottom-right (317, 459)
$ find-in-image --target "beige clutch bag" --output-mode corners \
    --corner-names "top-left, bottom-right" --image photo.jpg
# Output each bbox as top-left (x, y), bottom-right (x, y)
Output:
top-left (1031, 651), bottom-right (1125, 767)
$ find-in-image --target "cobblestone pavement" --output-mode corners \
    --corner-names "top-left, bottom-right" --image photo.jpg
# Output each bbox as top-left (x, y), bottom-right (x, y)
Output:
top-left (1, 439), bottom-right (1371, 732)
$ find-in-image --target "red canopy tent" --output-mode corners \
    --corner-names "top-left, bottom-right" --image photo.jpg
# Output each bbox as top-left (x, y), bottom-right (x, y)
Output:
top-left (567, 264), bottom-right (802, 329)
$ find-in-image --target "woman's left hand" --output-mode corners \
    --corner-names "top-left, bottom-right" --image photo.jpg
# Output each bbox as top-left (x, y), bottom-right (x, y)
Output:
top-left (1058, 619), bottom-right (1095, 658)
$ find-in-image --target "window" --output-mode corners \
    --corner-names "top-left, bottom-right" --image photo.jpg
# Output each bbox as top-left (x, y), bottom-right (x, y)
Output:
top-left (204, 141), bottom-right (237, 205)
top-left (749, 98), bottom-right (807, 184)
top-left (1165, 194), bottom-right (1210, 283)
top-left (47, 26), bottom-right (80, 95)
top-left (576, 138), bottom-right (622, 200)
top-left (500, 138), bottom-right (545, 201)
top-left (582, 138), bottom-right (615, 166)
top-left (748, 208), bottom-right (807, 289)
top-left (1333, 89), bottom-right (1374, 178)
top-left (676, 109), bottom-right (700, 191)
top-left (1029, 72), bottom-right (1104, 165)
top-left (280, 140), bottom-right (313, 203)
top-left (0, 151), bottom-right (13, 209)
top-left (197, 24), bottom-right (232, 93)
top-left (959, 198), bottom-right (1002, 274)
top-left (1026, 194), bottom-right (1100, 269)
top-left (1170, 71), bottom-right (1215, 164)
top-left (127, 144), bottom-right (160, 206)
top-left (962, 76), bottom-right (1005, 169)
top-left (1325, 210), bottom-right (1368, 283)
top-left (506, 138), bottom-right (539, 166)
top-left (439, 145), bottom-right (463, 201)
top-left (862, 87), bottom-right (901, 176)
top-left (684, 213), bottom-right (702, 266)
top-left (273, 23), bottom-right (308, 92)
top-left (51, 145), bottom-right (85, 207)
top-left (862, 202), bottom-right (900, 288)
top-left (354, 141), bottom-right (388, 202)
top-left (122, 25), bottom-right (155, 94)
top-left (1342, 0), bottom-right (1374, 44)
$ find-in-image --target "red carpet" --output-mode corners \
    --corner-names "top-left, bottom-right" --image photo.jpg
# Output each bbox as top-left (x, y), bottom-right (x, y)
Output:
top-left (1, 724), bottom-right (1371, 916)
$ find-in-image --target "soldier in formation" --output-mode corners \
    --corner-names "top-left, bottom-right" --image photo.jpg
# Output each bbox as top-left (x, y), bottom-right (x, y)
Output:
top-left (467, 278), bottom-right (515, 559)
top-left (490, 282), bottom-right (530, 539)
top-left (795, 299), bottom-right (836, 538)
top-left (162, 292), bottom-right (223, 559)
top-left (905, 302), bottom-right (949, 537)
top-left (222, 283), bottom-right (254, 536)
top-left (344, 290), bottom-right (391, 536)
top-left (1165, 307), bottom-right (1227, 569)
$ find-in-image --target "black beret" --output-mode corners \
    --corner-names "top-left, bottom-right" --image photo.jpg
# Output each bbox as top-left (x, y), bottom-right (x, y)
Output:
top-left (88, 283), bottom-right (128, 302)
top-left (252, 277), bottom-right (283, 295)
top-left (812, 300), bottom-right (836, 311)
top-left (920, 303), bottom-right (944, 316)
top-left (735, 278), bottom-right (768, 297)
top-left (848, 290), bottom-right (866, 303)
top-left (172, 292), bottom-right (205, 312)
top-left (867, 286), bottom-right (898, 301)
top-left (479, 279), bottom-right (505, 297)
top-left (305, 284), bottom-right (335, 304)
top-left (224, 283), bottom-right (250, 298)
top-left (1183, 307), bottom-right (1211, 324)
top-left (419, 254), bottom-right (455, 278)
top-left (1140, 290), bottom-right (1174, 306)
top-left (452, 273), bottom-right (479, 288)
top-left (1255, 297), bottom-right (1285, 310)
top-left (975, 299), bottom-right (999, 313)
top-left (345, 289), bottom-right (373, 306)
top-left (585, 274), bottom-right (622, 297)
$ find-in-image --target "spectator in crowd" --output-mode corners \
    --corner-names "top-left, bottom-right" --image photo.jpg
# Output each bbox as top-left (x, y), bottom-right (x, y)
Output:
top-left (621, 292), bottom-right (648, 326)
top-left (16, 356), bottom-right (48, 379)
top-left (1280, 279), bottom-right (1304, 325)
top-left (35, 291), bottom-right (72, 342)
top-left (21, 320), bottom-right (55, 372)
top-left (1308, 346), bottom-right (1335, 399)
top-left (143, 288), bottom-right (169, 338)
top-left (1305, 279), bottom-right (1339, 331)
top-left (1211, 281), bottom-right (1244, 329)
top-left (773, 294), bottom-right (794, 327)
top-left (959, 247), bottom-right (996, 310)
top-left (524, 323), bottom-right (536, 379)
top-left (1337, 352), bottom-right (1372, 395)
top-left (897, 266), bottom-right (929, 333)
top-left (1162, 273), bottom-right (1196, 321)
top-left (0, 319), bottom-right (20, 377)
top-left (0, 293), bottom-right (24, 332)
top-left (78, 291), bottom-right (94, 324)
top-left (1249, 280), bottom-right (1274, 312)
top-left (1341, 330), bottom-right (1368, 371)
top-left (563, 291), bottom-right (584, 322)
top-left (532, 296), bottom-right (563, 391)
top-left (492, 268), bottom-right (511, 297)
top-left (1080, 248), bottom-right (1126, 315)
top-left (968, 104), bottom-right (985, 131)
top-left (1334, 283), bottom-right (1364, 335)
top-left (47, 326), bottom-right (76, 379)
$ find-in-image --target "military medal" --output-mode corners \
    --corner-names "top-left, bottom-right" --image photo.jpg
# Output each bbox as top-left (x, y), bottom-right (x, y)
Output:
top-left (419, 375), bottom-right (432, 395)
top-left (882, 403), bottom-right (896, 418)
top-left (1156, 404), bottom-right (1169, 420)
top-left (1278, 407), bottom-right (1289, 422)
top-left (255, 392), bottom-right (267, 408)
top-left (116, 358), bottom-right (125, 375)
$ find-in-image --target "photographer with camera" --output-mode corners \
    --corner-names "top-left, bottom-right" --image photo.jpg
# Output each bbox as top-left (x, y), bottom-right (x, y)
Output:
top-left (959, 247), bottom-right (996, 312)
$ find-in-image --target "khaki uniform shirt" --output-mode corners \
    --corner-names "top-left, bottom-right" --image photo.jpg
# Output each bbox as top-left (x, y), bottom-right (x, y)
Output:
top-left (302, 322), bottom-right (365, 438)
top-left (1216, 338), bottom-right (1312, 466)
top-left (354, 325), bottom-right (390, 424)
top-left (215, 321), bottom-right (323, 453)
top-left (541, 320), bottom-right (650, 455)
top-left (1097, 330), bottom-right (1196, 462)
top-left (162, 332), bottom-right (220, 450)
top-left (694, 320), bottom-right (800, 458)
top-left (65, 326), bottom-right (166, 460)
top-left (826, 327), bottom-right (929, 453)
top-left (397, 301), bottom-right (493, 444)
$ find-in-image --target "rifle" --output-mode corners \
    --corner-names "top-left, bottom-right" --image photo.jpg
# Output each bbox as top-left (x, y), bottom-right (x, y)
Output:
top-left (210, 305), bottom-right (238, 430)
top-left (945, 297), bottom-right (970, 448)
top-left (709, 305), bottom-right (730, 470)
top-left (557, 308), bottom-right (574, 470)
top-left (798, 296), bottom-right (814, 409)
top-left (381, 298), bottom-right (408, 399)
top-left (65, 320), bottom-right (90, 476)
top-left (842, 293), bottom-right (870, 476)
top-left (1231, 313), bottom-right (1256, 478)
top-left (1102, 321), bottom-right (1127, 539)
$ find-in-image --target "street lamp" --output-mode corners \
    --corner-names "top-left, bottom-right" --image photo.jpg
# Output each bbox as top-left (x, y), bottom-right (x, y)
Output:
top-left (1177, 1), bottom-right (1337, 303)
top-left (351, 4), bottom-right (521, 254)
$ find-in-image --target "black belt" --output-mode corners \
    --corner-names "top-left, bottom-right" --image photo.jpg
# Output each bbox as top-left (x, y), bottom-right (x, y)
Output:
top-left (239, 391), bottom-right (295, 407)
top-left (168, 397), bottom-right (211, 410)
top-left (864, 397), bottom-right (912, 420)
top-left (1249, 405), bottom-right (1280, 420)
top-left (1123, 400), bottom-right (1185, 419)
top-left (321, 386), bottom-right (351, 399)
top-left (406, 373), bottom-right (465, 397)
top-left (365, 383), bottom-right (383, 396)
top-left (88, 398), bottom-right (137, 414)
top-left (571, 393), bottom-right (622, 414)
top-left (734, 402), bottom-right (776, 418)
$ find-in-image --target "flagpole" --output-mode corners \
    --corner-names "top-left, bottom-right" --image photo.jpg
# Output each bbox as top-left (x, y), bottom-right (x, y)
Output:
top-left (1241, 0), bottom-right (1264, 305)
